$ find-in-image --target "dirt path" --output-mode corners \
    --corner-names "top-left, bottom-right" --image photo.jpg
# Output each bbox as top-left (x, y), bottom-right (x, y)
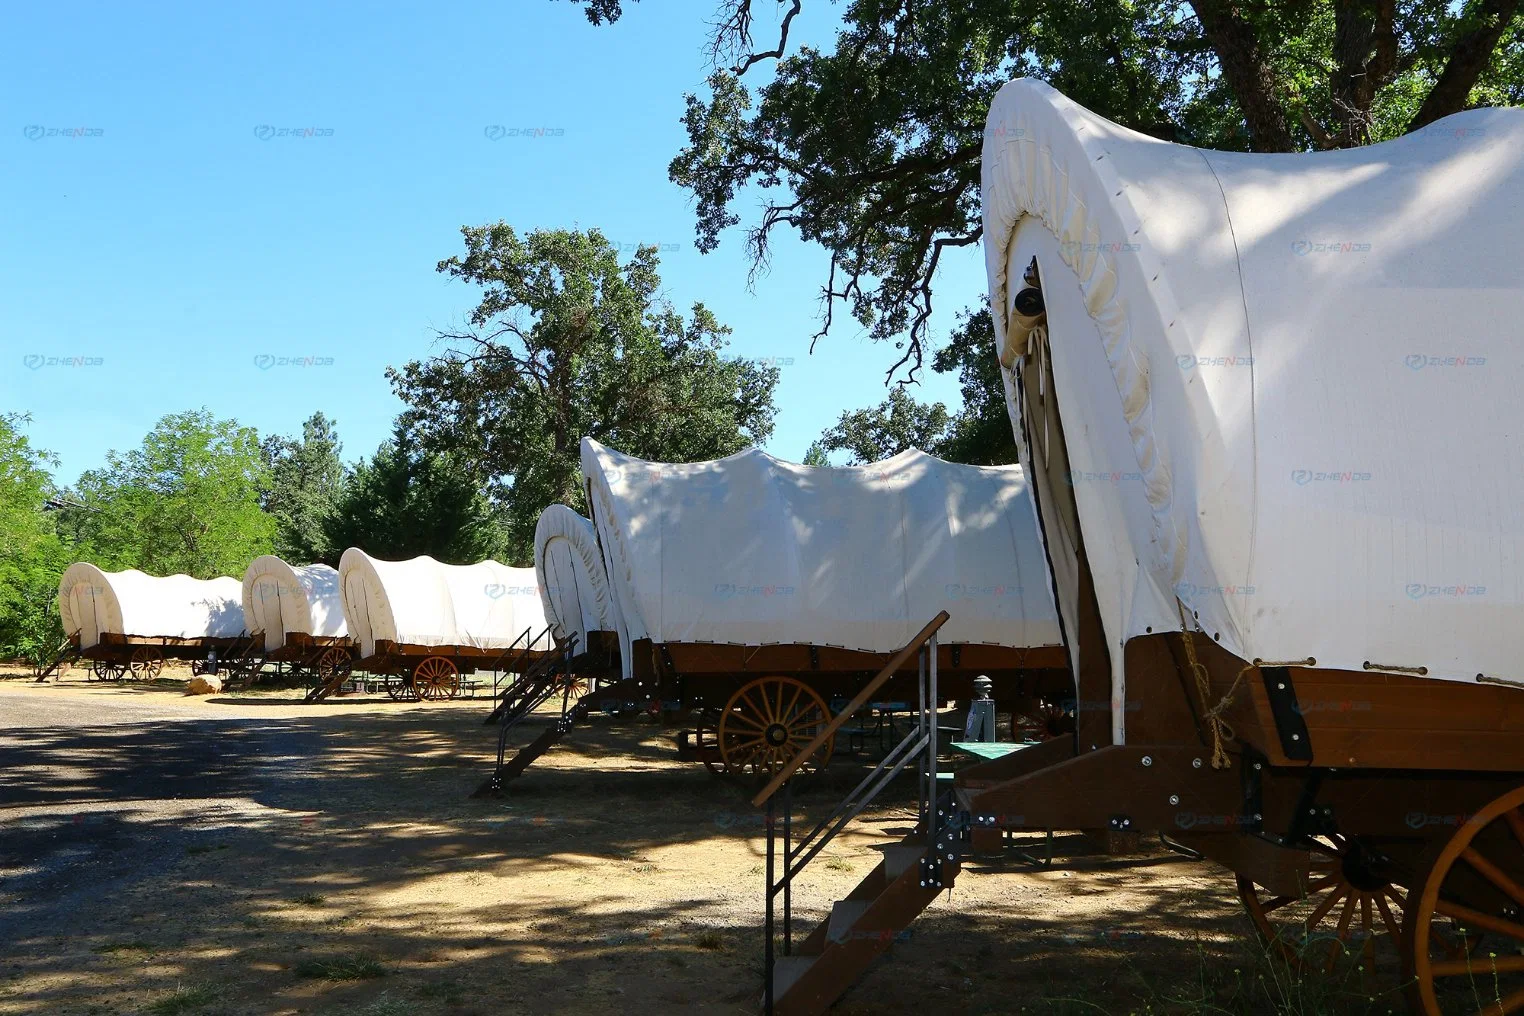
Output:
top-left (0, 677), bottom-right (1404, 1015)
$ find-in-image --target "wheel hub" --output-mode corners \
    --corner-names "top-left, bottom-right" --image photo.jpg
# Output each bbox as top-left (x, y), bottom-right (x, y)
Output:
top-left (765, 723), bottom-right (789, 747)
top-left (1340, 840), bottom-right (1392, 893)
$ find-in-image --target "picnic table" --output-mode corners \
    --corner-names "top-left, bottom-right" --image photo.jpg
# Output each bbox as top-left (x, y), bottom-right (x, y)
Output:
top-left (948, 740), bottom-right (1033, 761)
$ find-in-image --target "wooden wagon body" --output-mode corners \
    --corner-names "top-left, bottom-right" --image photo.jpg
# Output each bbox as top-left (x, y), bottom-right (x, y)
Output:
top-left (71, 629), bottom-right (262, 681)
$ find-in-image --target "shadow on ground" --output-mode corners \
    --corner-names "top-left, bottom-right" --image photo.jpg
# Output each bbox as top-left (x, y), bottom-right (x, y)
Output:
top-left (0, 682), bottom-right (1409, 1015)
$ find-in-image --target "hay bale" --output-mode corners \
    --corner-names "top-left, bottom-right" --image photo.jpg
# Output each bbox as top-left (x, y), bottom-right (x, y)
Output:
top-left (186, 674), bottom-right (223, 695)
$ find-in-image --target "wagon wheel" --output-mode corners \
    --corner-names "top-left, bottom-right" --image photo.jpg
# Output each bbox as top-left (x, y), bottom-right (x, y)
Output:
top-left (384, 673), bottom-right (414, 701)
top-left (312, 647), bottom-right (352, 687)
top-left (91, 658), bottom-right (126, 682)
top-left (412, 657), bottom-right (460, 701)
top-left (1012, 697), bottom-right (1072, 742)
top-left (717, 676), bottom-right (833, 777)
top-left (1409, 784), bottom-right (1524, 1014)
top-left (1237, 833), bottom-right (1413, 977)
top-left (190, 658), bottom-right (208, 677)
top-left (127, 646), bottom-right (164, 681)
top-left (554, 672), bottom-right (587, 701)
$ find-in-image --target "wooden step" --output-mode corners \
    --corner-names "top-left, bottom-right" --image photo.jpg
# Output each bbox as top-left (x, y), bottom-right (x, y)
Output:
top-left (826, 900), bottom-right (871, 944)
top-left (770, 955), bottom-right (815, 1000)
top-left (772, 839), bottom-right (958, 1015)
top-left (882, 844), bottom-right (924, 879)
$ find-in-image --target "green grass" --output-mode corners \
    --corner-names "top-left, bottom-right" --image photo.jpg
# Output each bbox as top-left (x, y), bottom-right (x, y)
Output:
top-left (288, 892), bottom-right (326, 906)
top-left (143, 983), bottom-right (224, 1014)
top-left (353, 993), bottom-right (412, 1015)
top-left (293, 954), bottom-right (386, 981)
top-left (823, 857), bottom-right (854, 872)
top-left (694, 930), bottom-right (725, 951)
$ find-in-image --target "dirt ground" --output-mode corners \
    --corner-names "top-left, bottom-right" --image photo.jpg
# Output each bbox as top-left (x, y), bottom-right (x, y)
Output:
top-left (0, 666), bottom-right (1413, 1016)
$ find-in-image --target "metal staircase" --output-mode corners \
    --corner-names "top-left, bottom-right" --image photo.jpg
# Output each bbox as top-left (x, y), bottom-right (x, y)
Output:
top-left (481, 625), bottom-right (559, 725)
top-left (472, 638), bottom-right (582, 797)
top-left (753, 612), bottom-right (964, 1016)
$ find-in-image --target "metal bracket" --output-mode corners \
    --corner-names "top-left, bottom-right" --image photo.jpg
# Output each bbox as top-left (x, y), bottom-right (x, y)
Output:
top-left (809, 645), bottom-right (819, 670)
top-left (1260, 667), bottom-right (1314, 761)
top-left (951, 644), bottom-right (962, 668)
top-left (1107, 814), bottom-right (1134, 832)
top-left (1240, 746), bottom-right (1265, 834)
top-left (1285, 770), bottom-right (1333, 843)
top-left (917, 855), bottom-right (947, 890)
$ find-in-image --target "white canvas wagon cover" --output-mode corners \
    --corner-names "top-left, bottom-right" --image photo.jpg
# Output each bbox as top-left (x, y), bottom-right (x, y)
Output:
top-left (981, 78), bottom-right (1524, 718)
top-left (337, 548), bottom-right (550, 659)
top-left (58, 562), bottom-right (246, 650)
top-left (241, 556), bottom-right (348, 652)
top-left (582, 438), bottom-right (1062, 678)
top-left (534, 505), bottom-right (618, 655)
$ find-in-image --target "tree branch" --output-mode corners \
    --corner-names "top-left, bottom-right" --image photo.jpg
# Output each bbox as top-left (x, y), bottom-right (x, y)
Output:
top-left (1188, 0), bottom-right (1297, 151)
top-left (1408, 0), bottom-right (1521, 131)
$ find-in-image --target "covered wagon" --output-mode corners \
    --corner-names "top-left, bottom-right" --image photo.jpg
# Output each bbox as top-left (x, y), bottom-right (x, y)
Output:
top-left (581, 437), bottom-right (1069, 776)
top-left (729, 78), bottom-right (1524, 1016)
top-left (751, 80), bottom-right (1524, 1016)
top-left (240, 555), bottom-right (354, 690)
top-left (338, 548), bottom-right (553, 701)
top-left (57, 563), bottom-right (255, 680)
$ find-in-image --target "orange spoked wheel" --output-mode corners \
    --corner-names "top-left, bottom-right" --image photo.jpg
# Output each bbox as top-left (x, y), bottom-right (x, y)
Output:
top-left (91, 658), bottom-right (126, 681)
top-left (1237, 833), bottom-right (1414, 979)
top-left (1409, 784), bottom-right (1524, 1014)
top-left (312, 647), bottom-right (352, 686)
top-left (554, 672), bottom-right (587, 701)
top-left (128, 646), bottom-right (164, 680)
top-left (412, 656), bottom-right (460, 701)
top-left (717, 676), bottom-right (833, 778)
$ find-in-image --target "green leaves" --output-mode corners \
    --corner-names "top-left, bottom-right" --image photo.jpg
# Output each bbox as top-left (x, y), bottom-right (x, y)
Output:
top-left (67, 410), bottom-right (275, 580)
top-left (811, 387), bottom-right (953, 466)
top-left (809, 307), bottom-right (1017, 468)
top-left (0, 414), bottom-right (68, 665)
top-left (261, 412), bottom-right (346, 565)
top-left (323, 423), bottom-right (507, 566)
top-left (656, 0), bottom-right (1524, 376)
top-left (391, 225), bottom-right (780, 562)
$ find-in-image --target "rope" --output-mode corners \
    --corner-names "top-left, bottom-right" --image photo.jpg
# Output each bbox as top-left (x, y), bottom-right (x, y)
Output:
top-left (1176, 603), bottom-right (1254, 770)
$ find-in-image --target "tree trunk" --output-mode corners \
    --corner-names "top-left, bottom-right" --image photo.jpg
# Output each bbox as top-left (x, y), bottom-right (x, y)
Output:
top-left (1190, 0), bottom-right (1298, 152)
top-left (1408, 0), bottom-right (1521, 132)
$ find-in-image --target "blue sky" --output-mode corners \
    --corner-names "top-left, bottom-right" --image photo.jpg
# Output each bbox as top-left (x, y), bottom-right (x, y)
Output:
top-left (1, 1), bottom-right (988, 485)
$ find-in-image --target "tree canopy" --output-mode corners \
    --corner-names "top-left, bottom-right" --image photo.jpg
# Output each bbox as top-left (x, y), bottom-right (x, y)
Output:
top-left (0, 415), bottom-right (69, 665)
top-left (389, 225), bottom-right (780, 561)
top-left (324, 422), bottom-right (508, 566)
top-left (580, 0), bottom-right (1523, 376)
top-left (261, 411), bottom-right (347, 565)
top-left (807, 308), bottom-right (1019, 467)
top-left (67, 410), bottom-right (275, 579)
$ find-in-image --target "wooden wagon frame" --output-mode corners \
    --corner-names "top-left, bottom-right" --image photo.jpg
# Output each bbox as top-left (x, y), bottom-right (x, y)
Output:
top-left (354, 633), bottom-right (560, 703)
top-left (625, 636), bottom-right (1072, 776)
top-left (72, 630), bottom-right (263, 683)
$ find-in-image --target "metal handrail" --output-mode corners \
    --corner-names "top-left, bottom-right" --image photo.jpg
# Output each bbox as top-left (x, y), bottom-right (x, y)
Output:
top-left (488, 625), bottom-right (538, 700)
top-left (751, 610), bottom-right (949, 807)
top-left (785, 729), bottom-right (930, 880)
top-left (762, 622), bottom-right (946, 1016)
